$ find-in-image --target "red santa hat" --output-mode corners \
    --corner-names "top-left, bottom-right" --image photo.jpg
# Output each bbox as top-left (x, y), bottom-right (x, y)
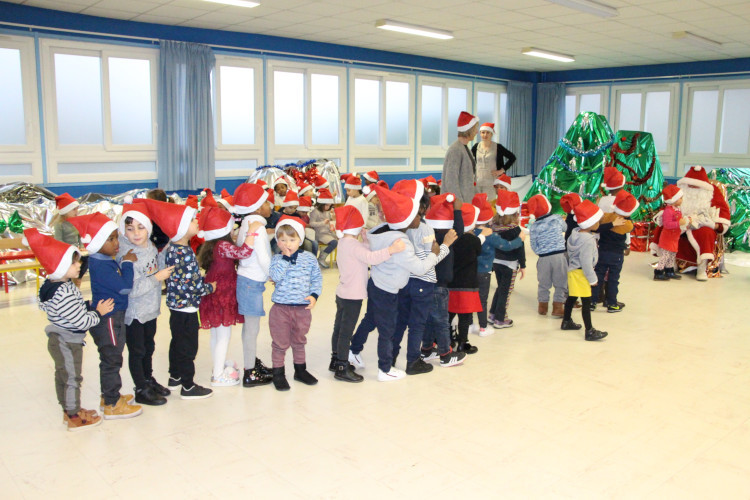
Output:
top-left (573, 200), bottom-right (604, 230)
top-left (363, 171), bottom-right (379, 183)
top-left (613, 190), bottom-right (639, 217)
top-left (494, 175), bottom-right (512, 190)
top-left (200, 189), bottom-right (219, 209)
top-left (282, 190), bottom-right (300, 208)
top-left (425, 193), bottom-right (456, 229)
top-left (316, 188), bottom-right (334, 205)
top-left (218, 189), bottom-right (234, 211)
top-left (460, 203), bottom-right (481, 231)
top-left (265, 188), bottom-right (275, 201)
top-left (273, 176), bottom-right (288, 188)
top-left (560, 193), bottom-right (582, 214)
top-left (344, 174), bottom-right (363, 191)
top-left (363, 184), bottom-right (418, 230)
top-left (334, 205), bottom-right (365, 238)
top-left (141, 200), bottom-right (197, 242)
top-left (119, 201), bottom-right (153, 236)
top-left (472, 193), bottom-right (494, 225)
top-left (601, 166), bottom-right (625, 190)
top-left (233, 183), bottom-right (269, 215)
top-left (197, 207), bottom-right (234, 241)
top-left (185, 195), bottom-right (199, 209)
top-left (677, 165), bottom-right (713, 192)
top-left (527, 194), bottom-right (552, 219)
top-left (297, 181), bottom-right (313, 197)
top-left (392, 178), bottom-right (425, 202)
top-left (67, 213), bottom-right (119, 253)
top-left (275, 215), bottom-right (306, 242)
top-left (365, 180), bottom-right (387, 201)
top-left (55, 193), bottom-right (79, 215)
top-left (312, 176), bottom-right (330, 190)
top-left (22, 228), bottom-right (80, 280)
top-left (479, 122), bottom-right (495, 134)
top-left (255, 179), bottom-right (268, 189)
top-left (298, 196), bottom-right (313, 213)
top-left (662, 184), bottom-right (683, 205)
top-left (423, 175), bottom-right (439, 187)
top-left (457, 111), bottom-right (478, 133)
top-left (496, 190), bottom-right (521, 216)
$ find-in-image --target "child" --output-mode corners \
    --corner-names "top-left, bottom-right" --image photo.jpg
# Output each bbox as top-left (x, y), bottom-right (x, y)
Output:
top-left (145, 200), bottom-right (217, 399)
top-left (489, 190), bottom-right (526, 329)
top-left (343, 174), bottom-right (369, 224)
top-left (234, 183), bottom-right (275, 387)
top-left (117, 202), bottom-right (174, 406)
top-left (146, 188), bottom-right (172, 252)
top-left (273, 177), bottom-right (289, 207)
top-left (197, 207), bottom-right (260, 387)
top-left (330, 205), bottom-right (404, 382)
top-left (471, 193), bottom-right (522, 335)
top-left (591, 190), bottom-right (634, 312)
top-left (362, 170), bottom-right (379, 186)
top-left (527, 194), bottom-right (568, 318)
top-left (268, 216), bottom-right (323, 391)
top-left (298, 196), bottom-right (313, 224)
top-left (67, 213), bottom-right (142, 419)
top-left (494, 175), bottom-right (512, 192)
top-left (26, 228), bottom-right (113, 431)
top-left (364, 180), bottom-right (387, 230)
top-left (562, 200), bottom-right (608, 341)
top-left (560, 193), bottom-right (582, 243)
top-left (598, 167), bottom-right (625, 213)
top-left (654, 185), bottom-right (685, 281)
top-left (309, 188), bottom-right (338, 268)
top-left (52, 193), bottom-right (86, 287)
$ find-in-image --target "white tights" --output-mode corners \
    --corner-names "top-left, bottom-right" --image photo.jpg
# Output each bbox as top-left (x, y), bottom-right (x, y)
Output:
top-left (210, 325), bottom-right (232, 379)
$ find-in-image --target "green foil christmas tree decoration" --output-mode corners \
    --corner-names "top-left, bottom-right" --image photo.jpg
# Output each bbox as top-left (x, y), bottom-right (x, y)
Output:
top-left (709, 168), bottom-right (750, 253)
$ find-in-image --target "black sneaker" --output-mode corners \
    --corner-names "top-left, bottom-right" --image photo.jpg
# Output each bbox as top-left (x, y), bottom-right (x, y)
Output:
top-left (405, 358), bottom-right (434, 375)
top-left (135, 385), bottom-right (167, 406)
top-left (148, 378), bottom-right (171, 397)
top-left (607, 304), bottom-right (623, 313)
top-left (561, 319), bottom-right (582, 330)
top-left (455, 342), bottom-right (478, 354)
top-left (585, 328), bottom-right (608, 341)
top-left (180, 384), bottom-right (213, 400)
top-left (420, 344), bottom-right (438, 362)
top-left (439, 349), bottom-right (466, 367)
top-left (589, 303), bottom-right (597, 312)
top-left (167, 376), bottom-right (182, 392)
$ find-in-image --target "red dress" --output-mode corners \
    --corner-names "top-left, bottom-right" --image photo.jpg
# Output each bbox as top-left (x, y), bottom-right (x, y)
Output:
top-left (199, 241), bottom-right (254, 329)
top-left (658, 205), bottom-right (682, 253)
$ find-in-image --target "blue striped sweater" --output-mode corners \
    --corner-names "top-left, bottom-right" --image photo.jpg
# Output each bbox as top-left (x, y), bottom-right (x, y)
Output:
top-left (269, 250), bottom-right (323, 306)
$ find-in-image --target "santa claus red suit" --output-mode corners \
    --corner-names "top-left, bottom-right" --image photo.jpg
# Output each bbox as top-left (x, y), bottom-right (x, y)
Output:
top-left (651, 166), bottom-right (731, 280)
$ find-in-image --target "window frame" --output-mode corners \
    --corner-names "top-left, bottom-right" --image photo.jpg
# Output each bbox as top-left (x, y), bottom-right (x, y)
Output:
top-left (565, 85), bottom-right (610, 125)
top-left (474, 81), bottom-right (509, 146)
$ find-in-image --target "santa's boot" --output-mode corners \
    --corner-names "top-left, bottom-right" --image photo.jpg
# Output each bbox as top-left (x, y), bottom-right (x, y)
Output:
top-left (665, 267), bottom-right (681, 280)
top-left (696, 260), bottom-right (708, 281)
top-left (653, 269), bottom-right (669, 281)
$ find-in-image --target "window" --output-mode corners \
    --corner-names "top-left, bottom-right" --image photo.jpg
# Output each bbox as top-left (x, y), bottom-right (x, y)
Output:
top-left (565, 86), bottom-right (609, 127)
top-left (417, 78), bottom-right (472, 170)
top-left (613, 84), bottom-right (677, 153)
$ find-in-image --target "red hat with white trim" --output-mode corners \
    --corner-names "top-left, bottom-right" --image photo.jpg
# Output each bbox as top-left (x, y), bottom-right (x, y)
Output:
top-left (662, 184), bottom-right (683, 205)
top-left (527, 194), bottom-right (552, 219)
top-left (200, 189), bottom-right (219, 209)
top-left (119, 200), bottom-right (153, 236)
top-left (560, 193), bottom-right (582, 214)
top-left (219, 189), bottom-right (234, 211)
top-left (460, 202), bottom-right (480, 231)
top-left (344, 174), bottom-right (362, 191)
top-left (480, 122), bottom-right (495, 134)
top-left (424, 193), bottom-right (456, 230)
top-left (392, 179), bottom-right (425, 202)
top-left (602, 166), bottom-right (625, 190)
top-left (273, 176), bottom-right (288, 187)
top-left (424, 175), bottom-right (438, 187)
top-left (494, 174), bottom-right (512, 190)
top-left (363, 171), bottom-right (379, 183)
top-left (365, 180), bottom-right (388, 201)
top-left (298, 196), bottom-right (313, 213)
top-left (363, 184), bottom-right (418, 230)
top-left (265, 188), bottom-right (275, 201)
top-left (496, 190), bottom-right (520, 216)
top-left (677, 165), bottom-right (713, 192)
top-left (255, 179), bottom-right (268, 189)
top-left (334, 205), bottom-right (365, 238)
top-left (573, 200), bottom-right (604, 229)
top-left (197, 207), bottom-right (234, 241)
top-left (316, 188), bottom-right (334, 205)
top-left (472, 193), bottom-right (494, 225)
top-left (613, 190), bottom-right (639, 217)
top-left (282, 190), bottom-right (300, 208)
top-left (297, 181), bottom-right (313, 196)
top-left (312, 176), bottom-right (330, 190)
top-left (55, 193), bottom-right (79, 215)
top-left (233, 183), bottom-right (269, 215)
top-left (275, 215), bottom-right (306, 242)
top-left (457, 111), bottom-right (478, 132)
top-left (22, 228), bottom-right (79, 280)
top-left (67, 213), bottom-right (119, 253)
top-left (141, 200), bottom-right (197, 242)
top-left (185, 195), bottom-right (199, 209)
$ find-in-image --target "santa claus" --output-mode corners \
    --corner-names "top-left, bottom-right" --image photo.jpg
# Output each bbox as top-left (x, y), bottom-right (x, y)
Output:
top-left (652, 166), bottom-right (731, 281)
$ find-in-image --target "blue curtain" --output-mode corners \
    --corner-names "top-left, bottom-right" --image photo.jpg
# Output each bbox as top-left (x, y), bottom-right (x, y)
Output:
top-left (505, 81), bottom-right (533, 176)
top-left (534, 83), bottom-right (566, 175)
top-left (158, 40), bottom-right (215, 191)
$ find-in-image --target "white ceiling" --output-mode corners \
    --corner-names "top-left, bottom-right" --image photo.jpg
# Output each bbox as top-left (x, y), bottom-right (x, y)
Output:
top-left (7, 0), bottom-right (750, 72)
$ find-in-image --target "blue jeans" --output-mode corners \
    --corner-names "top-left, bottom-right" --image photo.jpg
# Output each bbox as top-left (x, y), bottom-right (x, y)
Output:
top-left (350, 279), bottom-right (399, 372)
top-left (423, 286), bottom-right (452, 356)
top-left (392, 278), bottom-right (435, 364)
top-left (592, 250), bottom-right (624, 306)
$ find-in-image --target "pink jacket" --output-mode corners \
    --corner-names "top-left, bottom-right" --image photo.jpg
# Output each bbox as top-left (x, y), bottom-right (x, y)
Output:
top-left (335, 235), bottom-right (392, 300)
top-left (659, 205), bottom-right (682, 253)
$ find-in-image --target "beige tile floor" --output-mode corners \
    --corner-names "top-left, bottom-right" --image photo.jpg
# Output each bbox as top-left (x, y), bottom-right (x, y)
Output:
top-left (2, 250), bottom-right (750, 499)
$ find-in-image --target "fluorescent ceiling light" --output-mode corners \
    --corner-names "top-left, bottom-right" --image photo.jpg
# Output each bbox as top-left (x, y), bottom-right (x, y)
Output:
top-left (673, 31), bottom-right (722, 49)
top-left (522, 47), bottom-right (575, 63)
top-left (203, 0), bottom-right (259, 8)
top-left (375, 19), bottom-right (453, 40)
top-left (546, 0), bottom-right (618, 18)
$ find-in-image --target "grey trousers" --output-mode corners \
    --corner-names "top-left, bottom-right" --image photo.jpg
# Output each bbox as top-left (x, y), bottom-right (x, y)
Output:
top-left (242, 315), bottom-right (261, 369)
top-left (47, 332), bottom-right (83, 414)
top-left (537, 253), bottom-right (568, 303)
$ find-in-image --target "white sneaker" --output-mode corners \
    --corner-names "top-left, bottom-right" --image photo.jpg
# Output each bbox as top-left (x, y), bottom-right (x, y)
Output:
top-left (348, 350), bottom-right (365, 369)
top-left (478, 327), bottom-right (494, 337)
top-left (468, 323), bottom-right (479, 335)
top-left (211, 367), bottom-right (240, 387)
top-left (378, 368), bottom-right (406, 382)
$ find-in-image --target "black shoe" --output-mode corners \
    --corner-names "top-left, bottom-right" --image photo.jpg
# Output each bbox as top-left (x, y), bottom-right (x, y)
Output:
top-left (589, 303), bottom-right (597, 312)
top-left (329, 354), bottom-right (337, 372)
top-left (272, 367), bottom-right (290, 391)
top-left (242, 368), bottom-right (272, 387)
top-left (167, 376), bottom-right (182, 392)
top-left (405, 358), bottom-right (434, 375)
top-left (561, 319), bottom-right (582, 330)
top-left (585, 328), bottom-right (608, 341)
top-left (135, 385), bottom-right (167, 406)
top-left (148, 377), bottom-right (171, 397)
top-left (665, 267), bottom-right (681, 280)
top-left (439, 348), bottom-right (466, 367)
top-left (255, 358), bottom-right (273, 377)
top-left (455, 342), bottom-right (478, 354)
top-left (334, 360), bottom-right (364, 383)
top-left (293, 363), bottom-right (318, 385)
top-left (654, 269), bottom-right (669, 281)
top-left (180, 384), bottom-right (213, 400)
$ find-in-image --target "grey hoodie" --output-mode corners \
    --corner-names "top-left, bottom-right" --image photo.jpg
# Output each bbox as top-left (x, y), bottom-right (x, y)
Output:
top-left (367, 224), bottom-right (443, 294)
top-left (566, 228), bottom-right (599, 285)
top-left (116, 235), bottom-right (162, 325)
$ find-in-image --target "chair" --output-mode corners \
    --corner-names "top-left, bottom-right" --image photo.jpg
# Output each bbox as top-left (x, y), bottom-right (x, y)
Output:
top-left (0, 237), bottom-right (43, 293)
top-left (317, 242), bottom-right (337, 267)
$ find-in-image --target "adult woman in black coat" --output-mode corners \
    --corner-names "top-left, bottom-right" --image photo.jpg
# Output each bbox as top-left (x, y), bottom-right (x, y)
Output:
top-left (471, 122), bottom-right (516, 201)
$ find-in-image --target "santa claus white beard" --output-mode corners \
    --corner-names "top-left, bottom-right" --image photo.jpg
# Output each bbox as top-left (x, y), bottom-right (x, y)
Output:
top-left (680, 186), bottom-right (713, 217)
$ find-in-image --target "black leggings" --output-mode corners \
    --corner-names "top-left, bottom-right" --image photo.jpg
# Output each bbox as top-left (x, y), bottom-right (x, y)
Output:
top-left (563, 296), bottom-right (592, 330)
top-left (448, 312), bottom-right (472, 344)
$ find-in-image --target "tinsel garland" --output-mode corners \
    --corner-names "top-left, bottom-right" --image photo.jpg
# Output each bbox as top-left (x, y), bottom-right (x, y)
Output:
top-left (559, 134), bottom-right (615, 157)
top-left (255, 159), bottom-right (317, 171)
top-left (534, 178), bottom-right (599, 200)
top-left (544, 155), bottom-right (603, 175)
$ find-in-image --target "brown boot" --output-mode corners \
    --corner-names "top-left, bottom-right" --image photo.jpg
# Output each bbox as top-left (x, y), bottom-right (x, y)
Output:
top-left (551, 302), bottom-right (565, 318)
top-left (538, 302), bottom-right (548, 315)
